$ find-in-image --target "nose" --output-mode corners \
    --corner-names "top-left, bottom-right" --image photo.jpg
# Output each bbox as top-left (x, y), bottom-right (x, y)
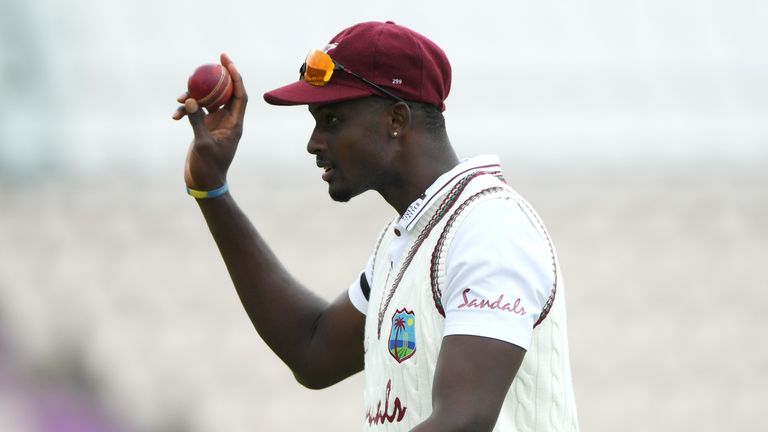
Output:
top-left (306, 130), bottom-right (325, 155)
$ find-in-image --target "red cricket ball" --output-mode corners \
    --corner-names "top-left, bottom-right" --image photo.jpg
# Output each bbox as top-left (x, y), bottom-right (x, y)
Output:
top-left (187, 63), bottom-right (233, 110)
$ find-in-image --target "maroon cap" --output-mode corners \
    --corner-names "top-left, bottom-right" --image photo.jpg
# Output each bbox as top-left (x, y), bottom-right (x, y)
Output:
top-left (263, 21), bottom-right (452, 111)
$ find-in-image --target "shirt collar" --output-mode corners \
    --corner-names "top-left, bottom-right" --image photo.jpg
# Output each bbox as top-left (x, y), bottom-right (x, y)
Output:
top-left (396, 155), bottom-right (502, 232)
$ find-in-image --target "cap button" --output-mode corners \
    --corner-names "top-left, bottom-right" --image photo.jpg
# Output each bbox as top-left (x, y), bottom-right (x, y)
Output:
top-left (385, 20), bottom-right (396, 24)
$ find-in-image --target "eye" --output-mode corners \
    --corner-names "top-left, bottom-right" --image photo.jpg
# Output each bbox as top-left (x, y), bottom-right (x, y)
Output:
top-left (324, 114), bottom-right (338, 126)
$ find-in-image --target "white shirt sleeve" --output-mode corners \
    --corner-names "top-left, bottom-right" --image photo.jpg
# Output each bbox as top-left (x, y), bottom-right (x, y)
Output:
top-left (347, 253), bottom-right (374, 315)
top-left (441, 197), bottom-right (555, 351)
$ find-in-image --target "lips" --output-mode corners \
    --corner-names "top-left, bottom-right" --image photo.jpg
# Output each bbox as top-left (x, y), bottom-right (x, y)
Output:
top-left (316, 158), bottom-right (335, 182)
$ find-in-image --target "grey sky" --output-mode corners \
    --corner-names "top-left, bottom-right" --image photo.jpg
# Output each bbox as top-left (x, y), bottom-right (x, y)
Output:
top-left (1, 0), bottom-right (766, 176)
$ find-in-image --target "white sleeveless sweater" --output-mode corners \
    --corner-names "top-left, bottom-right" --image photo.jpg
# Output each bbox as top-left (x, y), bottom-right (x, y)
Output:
top-left (362, 171), bottom-right (579, 431)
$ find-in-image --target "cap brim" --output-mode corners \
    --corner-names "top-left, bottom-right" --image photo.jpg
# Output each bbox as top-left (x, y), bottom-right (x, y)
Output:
top-left (263, 80), bottom-right (375, 106)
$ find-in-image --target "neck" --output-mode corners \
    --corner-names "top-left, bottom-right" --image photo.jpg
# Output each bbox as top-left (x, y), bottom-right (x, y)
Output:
top-left (379, 137), bottom-right (459, 216)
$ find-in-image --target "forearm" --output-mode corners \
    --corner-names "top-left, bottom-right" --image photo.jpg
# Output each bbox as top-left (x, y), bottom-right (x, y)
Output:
top-left (410, 413), bottom-right (493, 432)
top-left (196, 192), bottom-right (328, 370)
top-left (410, 417), bottom-right (450, 432)
top-left (176, 60), bottom-right (363, 388)
top-left (410, 335), bottom-right (524, 431)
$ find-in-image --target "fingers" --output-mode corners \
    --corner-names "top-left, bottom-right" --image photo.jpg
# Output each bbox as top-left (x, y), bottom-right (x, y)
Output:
top-left (173, 91), bottom-right (192, 120)
top-left (171, 95), bottom-right (199, 120)
top-left (220, 52), bottom-right (231, 67)
top-left (185, 99), bottom-right (213, 141)
top-left (177, 91), bottom-right (190, 103)
top-left (174, 53), bottom-right (245, 122)
top-left (220, 53), bottom-right (248, 121)
top-left (172, 104), bottom-right (187, 120)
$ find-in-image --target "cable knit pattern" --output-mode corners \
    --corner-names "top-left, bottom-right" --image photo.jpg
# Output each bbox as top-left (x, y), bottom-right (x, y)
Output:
top-left (512, 332), bottom-right (538, 429)
top-left (363, 172), bottom-right (579, 431)
top-left (375, 170), bottom-right (498, 338)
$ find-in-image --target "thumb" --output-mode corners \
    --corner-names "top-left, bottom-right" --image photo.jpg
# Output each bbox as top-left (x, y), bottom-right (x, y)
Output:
top-left (185, 99), bottom-right (213, 141)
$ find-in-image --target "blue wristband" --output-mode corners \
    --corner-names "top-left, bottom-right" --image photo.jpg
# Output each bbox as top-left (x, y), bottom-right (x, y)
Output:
top-left (186, 183), bottom-right (229, 199)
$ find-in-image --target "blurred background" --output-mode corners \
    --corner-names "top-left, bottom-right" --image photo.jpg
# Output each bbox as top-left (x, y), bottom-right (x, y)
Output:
top-left (1, 0), bottom-right (766, 430)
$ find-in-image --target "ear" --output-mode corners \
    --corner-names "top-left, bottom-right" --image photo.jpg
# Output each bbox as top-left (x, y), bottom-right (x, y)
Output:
top-left (388, 102), bottom-right (411, 138)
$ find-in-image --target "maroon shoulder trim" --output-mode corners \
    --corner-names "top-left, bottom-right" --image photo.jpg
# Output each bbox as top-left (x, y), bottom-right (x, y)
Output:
top-left (512, 199), bottom-right (557, 328)
top-left (429, 186), bottom-right (506, 317)
top-left (403, 164), bottom-right (502, 231)
top-left (429, 181), bottom-right (558, 329)
top-left (375, 171), bottom-right (501, 338)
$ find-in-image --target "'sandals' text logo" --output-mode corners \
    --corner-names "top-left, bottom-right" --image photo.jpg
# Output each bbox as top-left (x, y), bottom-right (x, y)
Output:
top-left (457, 288), bottom-right (527, 316)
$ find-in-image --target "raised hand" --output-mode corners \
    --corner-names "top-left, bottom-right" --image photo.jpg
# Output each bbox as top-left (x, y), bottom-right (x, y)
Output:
top-left (172, 53), bottom-right (248, 190)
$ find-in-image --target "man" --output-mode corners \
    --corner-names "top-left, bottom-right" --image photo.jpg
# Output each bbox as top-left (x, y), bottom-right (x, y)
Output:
top-left (173, 21), bottom-right (578, 431)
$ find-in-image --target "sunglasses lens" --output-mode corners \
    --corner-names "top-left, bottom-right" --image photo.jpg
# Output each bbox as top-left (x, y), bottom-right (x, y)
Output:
top-left (303, 50), bottom-right (335, 86)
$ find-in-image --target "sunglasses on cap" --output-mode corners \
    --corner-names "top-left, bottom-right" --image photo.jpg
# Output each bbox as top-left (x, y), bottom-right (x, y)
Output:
top-left (299, 49), bottom-right (405, 103)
